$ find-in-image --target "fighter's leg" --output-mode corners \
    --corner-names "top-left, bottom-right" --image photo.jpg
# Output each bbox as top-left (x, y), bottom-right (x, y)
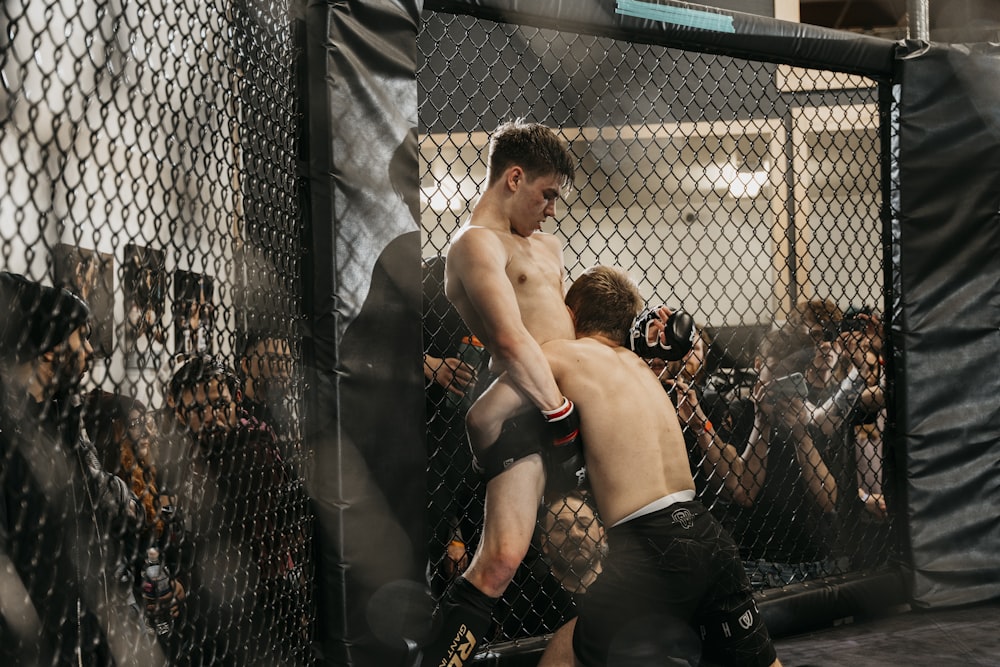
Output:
top-left (465, 372), bottom-right (529, 458)
top-left (464, 451), bottom-right (546, 596)
top-left (421, 376), bottom-right (546, 666)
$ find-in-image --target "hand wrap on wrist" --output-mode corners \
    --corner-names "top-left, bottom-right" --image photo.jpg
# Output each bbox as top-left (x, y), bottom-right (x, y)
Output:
top-left (541, 397), bottom-right (587, 494)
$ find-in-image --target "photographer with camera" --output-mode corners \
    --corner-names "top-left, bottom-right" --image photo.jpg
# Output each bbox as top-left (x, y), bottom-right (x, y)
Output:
top-left (783, 302), bottom-right (888, 523)
top-left (650, 326), bottom-right (769, 509)
top-left (712, 326), bottom-right (843, 589)
top-left (837, 307), bottom-right (888, 520)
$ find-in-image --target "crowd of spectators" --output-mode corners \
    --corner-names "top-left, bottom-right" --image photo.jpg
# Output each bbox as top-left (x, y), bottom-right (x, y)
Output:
top-left (0, 269), bottom-right (305, 665)
top-left (654, 298), bottom-right (890, 589)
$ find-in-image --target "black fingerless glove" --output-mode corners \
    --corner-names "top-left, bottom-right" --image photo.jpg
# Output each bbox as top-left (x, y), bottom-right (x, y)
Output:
top-left (627, 307), bottom-right (696, 361)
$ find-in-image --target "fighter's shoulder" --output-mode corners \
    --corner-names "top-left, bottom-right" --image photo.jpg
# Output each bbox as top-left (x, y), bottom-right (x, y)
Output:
top-left (452, 223), bottom-right (504, 247)
top-left (541, 337), bottom-right (598, 361)
top-left (449, 224), bottom-right (506, 261)
top-left (531, 230), bottom-right (562, 250)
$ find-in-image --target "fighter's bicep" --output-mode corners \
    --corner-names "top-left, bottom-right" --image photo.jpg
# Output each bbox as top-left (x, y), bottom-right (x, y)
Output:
top-left (454, 239), bottom-right (523, 336)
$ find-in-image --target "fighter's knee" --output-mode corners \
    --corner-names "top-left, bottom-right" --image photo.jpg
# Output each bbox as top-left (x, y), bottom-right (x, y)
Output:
top-left (464, 403), bottom-right (492, 451)
top-left (468, 550), bottom-right (522, 596)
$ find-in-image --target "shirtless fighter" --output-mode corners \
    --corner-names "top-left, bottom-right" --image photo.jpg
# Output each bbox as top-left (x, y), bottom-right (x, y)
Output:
top-left (533, 265), bottom-right (782, 667)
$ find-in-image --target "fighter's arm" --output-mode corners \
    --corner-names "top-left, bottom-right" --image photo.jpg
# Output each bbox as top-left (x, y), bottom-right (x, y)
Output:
top-left (449, 230), bottom-right (564, 412)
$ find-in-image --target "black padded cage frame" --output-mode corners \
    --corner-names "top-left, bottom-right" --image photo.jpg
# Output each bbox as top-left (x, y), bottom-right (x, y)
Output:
top-left (418, 0), bottom-right (908, 656)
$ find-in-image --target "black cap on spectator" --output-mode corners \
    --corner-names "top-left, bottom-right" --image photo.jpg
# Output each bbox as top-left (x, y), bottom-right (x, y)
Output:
top-left (0, 271), bottom-right (90, 364)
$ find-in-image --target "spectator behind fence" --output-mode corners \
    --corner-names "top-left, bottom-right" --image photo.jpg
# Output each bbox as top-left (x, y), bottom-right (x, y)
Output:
top-left (539, 491), bottom-right (605, 595)
top-left (656, 326), bottom-right (771, 510)
top-left (422, 254), bottom-right (486, 595)
top-left (831, 308), bottom-right (891, 570)
top-left (787, 298), bottom-right (845, 398)
top-left (0, 272), bottom-right (152, 665)
top-left (838, 307), bottom-right (888, 521)
top-left (165, 354), bottom-right (306, 665)
top-left (720, 327), bottom-right (843, 589)
top-left (84, 390), bottom-right (187, 648)
top-left (238, 332), bottom-right (298, 447)
top-left (499, 491), bottom-right (605, 641)
top-left (776, 303), bottom-right (890, 568)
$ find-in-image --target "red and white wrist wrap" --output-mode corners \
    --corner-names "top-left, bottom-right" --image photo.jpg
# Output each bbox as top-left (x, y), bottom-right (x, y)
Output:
top-left (541, 396), bottom-right (573, 421)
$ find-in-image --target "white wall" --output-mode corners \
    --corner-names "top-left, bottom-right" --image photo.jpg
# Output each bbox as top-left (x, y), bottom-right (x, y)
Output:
top-left (0, 0), bottom-right (247, 408)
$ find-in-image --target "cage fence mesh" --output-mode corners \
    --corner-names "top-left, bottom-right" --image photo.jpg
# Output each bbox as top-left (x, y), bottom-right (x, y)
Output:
top-left (419, 9), bottom-right (898, 645)
top-left (1, 0), bottom-right (313, 664)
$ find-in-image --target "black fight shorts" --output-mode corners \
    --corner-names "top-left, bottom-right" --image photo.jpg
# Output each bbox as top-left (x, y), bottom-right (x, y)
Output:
top-left (573, 501), bottom-right (777, 667)
top-left (475, 409), bottom-right (545, 483)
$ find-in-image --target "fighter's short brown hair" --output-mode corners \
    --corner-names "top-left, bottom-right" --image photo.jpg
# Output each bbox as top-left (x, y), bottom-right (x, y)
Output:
top-left (487, 119), bottom-right (575, 189)
top-left (565, 265), bottom-right (643, 343)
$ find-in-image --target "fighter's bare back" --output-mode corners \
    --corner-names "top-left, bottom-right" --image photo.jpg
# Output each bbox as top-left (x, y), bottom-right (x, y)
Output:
top-left (543, 336), bottom-right (696, 526)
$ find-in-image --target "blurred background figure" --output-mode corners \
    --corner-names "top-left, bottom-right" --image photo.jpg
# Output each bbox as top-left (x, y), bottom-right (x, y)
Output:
top-left (53, 243), bottom-right (114, 359)
top-left (422, 255), bottom-right (487, 595)
top-left (733, 327), bottom-right (842, 589)
top-left (837, 307), bottom-right (887, 520)
top-left (85, 390), bottom-right (187, 652)
top-left (238, 332), bottom-right (299, 454)
top-left (172, 271), bottom-right (215, 366)
top-left (123, 243), bottom-right (168, 371)
top-left (0, 272), bottom-right (151, 665)
top-left (165, 354), bottom-right (307, 665)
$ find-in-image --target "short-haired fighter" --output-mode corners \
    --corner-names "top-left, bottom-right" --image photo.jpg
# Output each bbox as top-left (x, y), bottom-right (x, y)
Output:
top-left (420, 122), bottom-right (693, 666)
top-left (533, 266), bottom-right (781, 667)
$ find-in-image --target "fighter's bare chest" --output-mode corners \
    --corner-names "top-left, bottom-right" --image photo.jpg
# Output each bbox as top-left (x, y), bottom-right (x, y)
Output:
top-left (503, 239), bottom-right (561, 288)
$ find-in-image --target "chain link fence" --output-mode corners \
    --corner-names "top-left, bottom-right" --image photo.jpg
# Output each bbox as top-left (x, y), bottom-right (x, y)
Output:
top-left (1, 0), bottom-right (312, 664)
top-left (0, 0), bottom-right (902, 660)
top-left (419, 8), bottom-right (899, 646)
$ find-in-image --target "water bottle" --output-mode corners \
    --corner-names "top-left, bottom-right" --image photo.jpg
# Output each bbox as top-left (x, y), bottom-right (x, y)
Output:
top-left (141, 547), bottom-right (173, 636)
top-left (445, 335), bottom-right (486, 411)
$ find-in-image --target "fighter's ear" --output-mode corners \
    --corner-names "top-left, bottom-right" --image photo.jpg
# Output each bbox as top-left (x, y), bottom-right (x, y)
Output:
top-left (506, 166), bottom-right (524, 190)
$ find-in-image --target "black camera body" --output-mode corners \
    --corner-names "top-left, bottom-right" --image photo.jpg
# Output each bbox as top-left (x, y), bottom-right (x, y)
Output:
top-left (763, 372), bottom-right (808, 403)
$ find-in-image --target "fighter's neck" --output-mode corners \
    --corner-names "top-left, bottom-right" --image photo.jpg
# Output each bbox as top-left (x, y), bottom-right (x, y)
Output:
top-left (583, 333), bottom-right (621, 348)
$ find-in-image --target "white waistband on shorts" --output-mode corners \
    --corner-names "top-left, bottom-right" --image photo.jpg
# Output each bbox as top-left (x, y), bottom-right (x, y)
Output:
top-left (611, 489), bottom-right (697, 528)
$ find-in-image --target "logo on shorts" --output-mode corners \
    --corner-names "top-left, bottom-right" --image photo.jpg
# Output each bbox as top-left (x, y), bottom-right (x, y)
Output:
top-left (671, 507), bottom-right (694, 529)
top-left (738, 609), bottom-right (755, 630)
